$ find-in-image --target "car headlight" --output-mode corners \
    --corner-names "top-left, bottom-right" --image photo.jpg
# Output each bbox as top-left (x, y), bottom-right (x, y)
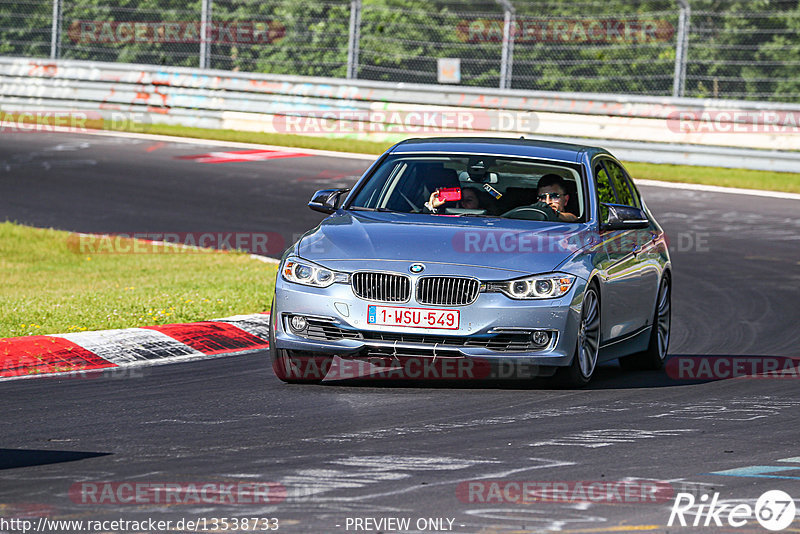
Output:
top-left (281, 257), bottom-right (347, 288)
top-left (487, 273), bottom-right (575, 299)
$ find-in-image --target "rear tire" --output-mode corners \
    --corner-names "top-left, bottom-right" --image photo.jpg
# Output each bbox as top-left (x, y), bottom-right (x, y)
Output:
top-left (556, 283), bottom-right (601, 388)
top-left (619, 275), bottom-right (671, 371)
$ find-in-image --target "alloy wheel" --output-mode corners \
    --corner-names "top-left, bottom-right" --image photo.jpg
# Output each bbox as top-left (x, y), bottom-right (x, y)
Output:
top-left (655, 278), bottom-right (671, 360)
top-left (577, 288), bottom-right (601, 378)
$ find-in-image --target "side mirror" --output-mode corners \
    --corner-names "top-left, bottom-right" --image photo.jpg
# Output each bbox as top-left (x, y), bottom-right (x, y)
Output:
top-left (308, 188), bottom-right (350, 214)
top-left (600, 203), bottom-right (650, 231)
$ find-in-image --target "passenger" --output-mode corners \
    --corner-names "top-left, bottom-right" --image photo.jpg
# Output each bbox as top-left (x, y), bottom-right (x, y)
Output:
top-left (425, 186), bottom-right (483, 213)
top-left (536, 174), bottom-right (579, 222)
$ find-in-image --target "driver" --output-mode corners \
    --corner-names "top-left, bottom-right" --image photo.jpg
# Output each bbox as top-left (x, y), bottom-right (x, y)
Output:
top-left (536, 174), bottom-right (579, 222)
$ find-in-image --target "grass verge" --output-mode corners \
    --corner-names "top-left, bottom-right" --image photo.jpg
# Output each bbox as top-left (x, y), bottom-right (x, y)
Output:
top-left (623, 162), bottom-right (800, 194)
top-left (123, 123), bottom-right (800, 195)
top-left (0, 222), bottom-right (277, 339)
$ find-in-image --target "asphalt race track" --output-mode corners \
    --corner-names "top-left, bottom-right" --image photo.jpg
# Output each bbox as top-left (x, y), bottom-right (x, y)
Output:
top-left (2, 132), bottom-right (800, 533)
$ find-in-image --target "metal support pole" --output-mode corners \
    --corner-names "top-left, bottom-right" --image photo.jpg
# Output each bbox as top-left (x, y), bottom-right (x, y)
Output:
top-left (50, 0), bottom-right (62, 59)
top-left (496, 0), bottom-right (515, 90)
top-left (200, 0), bottom-right (212, 69)
top-left (346, 0), bottom-right (362, 79)
top-left (672, 0), bottom-right (690, 97)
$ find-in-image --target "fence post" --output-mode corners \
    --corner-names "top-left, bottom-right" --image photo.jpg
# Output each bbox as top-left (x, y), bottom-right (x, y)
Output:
top-left (672, 0), bottom-right (690, 97)
top-left (496, 0), bottom-right (515, 90)
top-left (50, 0), bottom-right (62, 59)
top-left (200, 0), bottom-right (212, 69)
top-left (347, 0), bottom-right (362, 79)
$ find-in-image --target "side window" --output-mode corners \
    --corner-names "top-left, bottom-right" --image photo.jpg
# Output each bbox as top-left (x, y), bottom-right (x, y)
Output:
top-left (623, 173), bottom-right (643, 209)
top-left (603, 160), bottom-right (638, 207)
top-left (594, 163), bottom-right (615, 222)
top-left (594, 164), bottom-right (616, 204)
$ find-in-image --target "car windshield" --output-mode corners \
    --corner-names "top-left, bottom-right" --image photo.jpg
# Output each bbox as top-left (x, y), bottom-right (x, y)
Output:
top-left (347, 154), bottom-right (585, 222)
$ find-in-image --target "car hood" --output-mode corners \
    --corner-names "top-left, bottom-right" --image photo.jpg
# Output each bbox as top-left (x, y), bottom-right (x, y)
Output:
top-left (296, 211), bottom-right (593, 277)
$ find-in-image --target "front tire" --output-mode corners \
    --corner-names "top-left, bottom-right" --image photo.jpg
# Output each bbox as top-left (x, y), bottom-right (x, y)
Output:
top-left (269, 303), bottom-right (328, 384)
top-left (556, 283), bottom-right (601, 387)
top-left (271, 348), bottom-right (329, 384)
top-left (619, 275), bottom-right (671, 371)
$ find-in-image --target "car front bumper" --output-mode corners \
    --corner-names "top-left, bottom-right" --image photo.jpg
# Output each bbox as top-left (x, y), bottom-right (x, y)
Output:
top-left (272, 275), bottom-right (587, 377)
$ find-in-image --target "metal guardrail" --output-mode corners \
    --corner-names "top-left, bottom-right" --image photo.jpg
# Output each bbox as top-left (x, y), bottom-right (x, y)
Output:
top-left (1, 57), bottom-right (799, 173)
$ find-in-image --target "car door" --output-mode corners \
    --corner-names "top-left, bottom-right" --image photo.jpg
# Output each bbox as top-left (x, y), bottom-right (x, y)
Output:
top-left (593, 157), bottom-right (654, 342)
top-left (618, 169), bottom-right (661, 331)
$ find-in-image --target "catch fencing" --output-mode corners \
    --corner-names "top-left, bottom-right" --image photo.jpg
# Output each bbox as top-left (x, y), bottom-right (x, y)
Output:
top-left (2, 0), bottom-right (800, 102)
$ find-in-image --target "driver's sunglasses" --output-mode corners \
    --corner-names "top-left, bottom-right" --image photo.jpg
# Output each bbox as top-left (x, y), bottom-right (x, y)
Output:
top-left (538, 193), bottom-right (563, 201)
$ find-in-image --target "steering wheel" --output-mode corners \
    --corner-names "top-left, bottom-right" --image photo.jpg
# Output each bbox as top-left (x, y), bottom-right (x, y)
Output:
top-left (500, 208), bottom-right (550, 222)
top-left (500, 207), bottom-right (548, 220)
top-left (501, 201), bottom-right (560, 221)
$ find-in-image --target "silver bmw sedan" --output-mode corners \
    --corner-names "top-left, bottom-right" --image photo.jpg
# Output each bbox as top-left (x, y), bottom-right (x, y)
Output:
top-left (269, 137), bottom-right (671, 386)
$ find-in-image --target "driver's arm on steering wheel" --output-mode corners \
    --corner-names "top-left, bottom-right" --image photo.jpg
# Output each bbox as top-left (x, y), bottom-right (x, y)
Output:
top-left (536, 200), bottom-right (578, 222)
top-left (556, 210), bottom-right (578, 222)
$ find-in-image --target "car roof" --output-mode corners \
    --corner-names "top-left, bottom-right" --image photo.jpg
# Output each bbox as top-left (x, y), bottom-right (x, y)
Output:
top-left (389, 137), bottom-right (610, 163)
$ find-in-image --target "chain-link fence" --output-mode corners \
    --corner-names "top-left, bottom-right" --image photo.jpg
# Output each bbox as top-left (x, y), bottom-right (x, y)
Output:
top-left (2, 0), bottom-right (799, 102)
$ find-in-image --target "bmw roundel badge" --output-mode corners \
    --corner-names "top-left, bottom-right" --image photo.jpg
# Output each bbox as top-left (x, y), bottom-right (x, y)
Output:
top-left (409, 263), bottom-right (425, 274)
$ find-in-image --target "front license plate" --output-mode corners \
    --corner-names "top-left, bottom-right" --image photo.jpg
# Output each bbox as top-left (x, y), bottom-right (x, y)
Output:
top-left (367, 305), bottom-right (460, 330)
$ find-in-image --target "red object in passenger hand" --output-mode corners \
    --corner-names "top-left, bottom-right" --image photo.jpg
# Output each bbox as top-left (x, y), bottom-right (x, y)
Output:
top-left (437, 187), bottom-right (462, 202)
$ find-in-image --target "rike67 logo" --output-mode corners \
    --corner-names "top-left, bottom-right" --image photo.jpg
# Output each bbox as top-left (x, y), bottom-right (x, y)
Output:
top-left (668, 490), bottom-right (796, 531)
